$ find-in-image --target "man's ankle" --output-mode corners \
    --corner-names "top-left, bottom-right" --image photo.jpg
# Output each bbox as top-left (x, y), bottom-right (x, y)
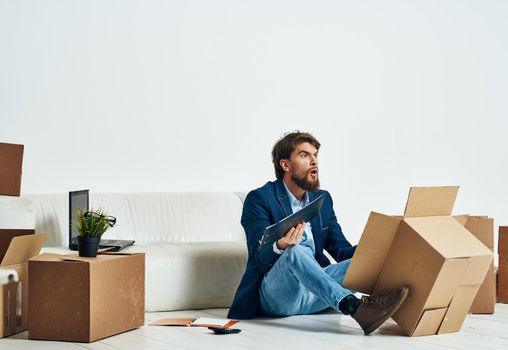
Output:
top-left (338, 294), bottom-right (360, 315)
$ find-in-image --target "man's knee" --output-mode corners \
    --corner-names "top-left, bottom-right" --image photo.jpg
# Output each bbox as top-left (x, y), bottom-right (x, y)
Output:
top-left (283, 244), bottom-right (309, 262)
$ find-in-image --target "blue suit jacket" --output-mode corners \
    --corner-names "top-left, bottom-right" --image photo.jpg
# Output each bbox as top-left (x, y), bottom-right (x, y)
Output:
top-left (228, 179), bottom-right (356, 319)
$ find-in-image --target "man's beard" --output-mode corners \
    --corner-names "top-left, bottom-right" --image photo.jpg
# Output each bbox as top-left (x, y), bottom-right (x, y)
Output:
top-left (292, 171), bottom-right (320, 192)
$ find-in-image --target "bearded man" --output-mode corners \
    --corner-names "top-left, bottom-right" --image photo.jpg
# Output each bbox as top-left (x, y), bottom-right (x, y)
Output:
top-left (228, 131), bottom-right (408, 335)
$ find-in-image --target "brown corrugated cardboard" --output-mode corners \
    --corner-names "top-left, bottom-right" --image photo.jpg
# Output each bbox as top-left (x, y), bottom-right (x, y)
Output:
top-left (462, 216), bottom-right (495, 314)
top-left (470, 264), bottom-right (496, 312)
top-left (0, 229), bottom-right (35, 260)
top-left (0, 229), bottom-right (46, 338)
top-left (498, 226), bottom-right (508, 303)
top-left (454, 215), bottom-right (469, 227)
top-left (500, 226), bottom-right (508, 252)
top-left (0, 142), bottom-right (24, 196)
top-left (28, 252), bottom-right (145, 342)
top-left (404, 186), bottom-right (458, 217)
top-left (343, 186), bottom-right (493, 336)
top-left (499, 226), bottom-right (508, 262)
top-left (498, 265), bottom-right (508, 303)
top-left (465, 216), bottom-right (494, 249)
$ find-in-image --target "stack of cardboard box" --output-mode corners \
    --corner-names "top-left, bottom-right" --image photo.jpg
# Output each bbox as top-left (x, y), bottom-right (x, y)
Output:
top-left (498, 227), bottom-right (508, 303)
top-left (1, 141), bottom-right (145, 342)
top-left (0, 142), bottom-right (47, 338)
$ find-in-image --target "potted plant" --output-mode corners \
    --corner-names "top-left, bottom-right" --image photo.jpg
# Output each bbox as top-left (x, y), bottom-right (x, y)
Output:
top-left (73, 208), bottom-right (116, 257)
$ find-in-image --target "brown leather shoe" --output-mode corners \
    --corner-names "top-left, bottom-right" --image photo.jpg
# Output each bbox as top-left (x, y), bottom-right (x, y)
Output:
top-left (352, 286), bottom-right (409, 335)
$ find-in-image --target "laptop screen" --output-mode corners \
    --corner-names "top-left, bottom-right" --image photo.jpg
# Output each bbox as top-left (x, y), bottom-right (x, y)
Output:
top-left (69, 189), bottom-right (89, 249)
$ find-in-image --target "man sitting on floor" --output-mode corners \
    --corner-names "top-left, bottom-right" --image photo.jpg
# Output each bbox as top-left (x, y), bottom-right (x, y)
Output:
top-left (228, 131), bottom-right (408, 335)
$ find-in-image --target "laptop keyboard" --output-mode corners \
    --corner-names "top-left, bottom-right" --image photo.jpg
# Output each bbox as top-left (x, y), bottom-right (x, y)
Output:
top-left (70, 237), bottom-right (134, 251)
top-left (99, 239), bottom-right (135, 252)
top-left (99, 239), bottom-right (133, 247)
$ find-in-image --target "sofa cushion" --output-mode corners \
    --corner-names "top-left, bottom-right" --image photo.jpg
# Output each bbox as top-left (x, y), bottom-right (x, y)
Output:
top-left (125, 241), bottom-right (248, 311)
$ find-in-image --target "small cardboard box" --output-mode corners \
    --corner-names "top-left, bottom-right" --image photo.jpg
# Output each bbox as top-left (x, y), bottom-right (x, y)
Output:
top-left (0, 229), bottom-right (46, 338)
top-left (498, 226), bottom-right (508, 303)
top-left (344, 186), bottom-right (492, 336)
top-left (28, 252), bottom-right (145, 342)
top-left (0, 142), bottom-right (24, 196)
top-left (462, 216), bottom-right (496, 314)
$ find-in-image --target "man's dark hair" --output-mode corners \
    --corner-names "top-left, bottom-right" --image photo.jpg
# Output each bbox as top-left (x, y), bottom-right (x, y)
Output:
top-left (271, 131), bottom-right (321, 179)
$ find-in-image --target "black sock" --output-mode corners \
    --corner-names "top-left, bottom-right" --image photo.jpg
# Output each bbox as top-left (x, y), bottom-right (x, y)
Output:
top-left (338, 294), bottom-right (360, 315)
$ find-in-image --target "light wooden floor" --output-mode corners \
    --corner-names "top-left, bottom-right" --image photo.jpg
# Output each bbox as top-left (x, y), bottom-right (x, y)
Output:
top-left (3, 304), bottom-right (508, 350)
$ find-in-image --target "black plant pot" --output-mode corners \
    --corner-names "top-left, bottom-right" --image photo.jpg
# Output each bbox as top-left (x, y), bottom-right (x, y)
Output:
top-left (78, 236), bottom-right (100, 257)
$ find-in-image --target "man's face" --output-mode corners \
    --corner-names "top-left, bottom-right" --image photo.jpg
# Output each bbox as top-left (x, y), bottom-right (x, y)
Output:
top-left (284, 142), bottom-right (320, 191)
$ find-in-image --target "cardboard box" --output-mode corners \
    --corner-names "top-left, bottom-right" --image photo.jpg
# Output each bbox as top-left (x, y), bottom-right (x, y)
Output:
top-left (0, 229), bottom-right (46, 338)
top-left (343, 186), bottom-right (492, 336)
top-left (495, 266), bottom-right (498, 302)
top-left (0, 142), bottom-right (24, 196)
top-left (498, 226), bottom-right (508, 303)
top-left (28, 252), bottom-right (145, 342)
top-left (462, 216), bottom-right (496, 314)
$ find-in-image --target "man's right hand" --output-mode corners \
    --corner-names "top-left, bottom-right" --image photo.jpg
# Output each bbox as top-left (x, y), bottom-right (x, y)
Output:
top-left (276, 222), bottom-right (306, 250)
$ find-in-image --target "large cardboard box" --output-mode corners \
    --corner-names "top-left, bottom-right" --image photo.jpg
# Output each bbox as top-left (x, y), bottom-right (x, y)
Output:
top-left (28, 252), bottom-right (145, 342)
top-left (498, 226), bottom-right (508, 303)
top-left (462, 216), bottom-right (496, 314)
top-left (0, 142), bottom-right (24, 196)
top-left (343, 186), bottom-right (492, 336)
top-left (0, 229), bottom-right (46, 338)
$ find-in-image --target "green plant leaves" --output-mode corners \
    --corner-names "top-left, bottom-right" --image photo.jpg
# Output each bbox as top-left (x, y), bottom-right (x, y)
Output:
top-left (73, 208), bottom-right (114, 238)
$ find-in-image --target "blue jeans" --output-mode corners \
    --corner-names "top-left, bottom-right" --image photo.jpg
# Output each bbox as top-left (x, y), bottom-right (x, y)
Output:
top-left (259, 244), bottom-right (353, 316)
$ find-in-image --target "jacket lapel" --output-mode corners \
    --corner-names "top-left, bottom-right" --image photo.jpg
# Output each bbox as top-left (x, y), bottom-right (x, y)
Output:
top-left (308, 191), bottom-right (324, 255)
top-left (275, 179), bottom-right (292, 217)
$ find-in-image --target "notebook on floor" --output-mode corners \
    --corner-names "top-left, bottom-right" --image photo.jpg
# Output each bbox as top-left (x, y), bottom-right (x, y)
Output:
top-left (68, 189), bottom-right (135, 251)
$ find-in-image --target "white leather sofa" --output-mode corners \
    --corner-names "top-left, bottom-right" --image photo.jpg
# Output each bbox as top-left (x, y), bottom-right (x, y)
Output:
top-left (0, 193), bottom-right (248, 312)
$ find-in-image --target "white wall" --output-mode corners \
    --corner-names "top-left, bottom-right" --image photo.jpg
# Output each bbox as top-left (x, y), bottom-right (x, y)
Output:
top-left (1, 0), bottom-right (507, 246)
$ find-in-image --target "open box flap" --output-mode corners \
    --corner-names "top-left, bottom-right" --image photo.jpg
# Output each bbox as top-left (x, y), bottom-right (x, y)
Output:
top-left (0, 229), bottom-right (35, 262)
top-left (404, 186), bottom-right (459, 217)
top-left (1, 233), bottom-right (47, 266)
top-left (411, 307), bottom-right (448, 336)
top-left (438, 284), bottom-right (480, 334)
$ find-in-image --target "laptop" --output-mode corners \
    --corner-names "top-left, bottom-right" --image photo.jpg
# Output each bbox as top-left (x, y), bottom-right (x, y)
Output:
top-left (69, 190), bottom-right (135, 251)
